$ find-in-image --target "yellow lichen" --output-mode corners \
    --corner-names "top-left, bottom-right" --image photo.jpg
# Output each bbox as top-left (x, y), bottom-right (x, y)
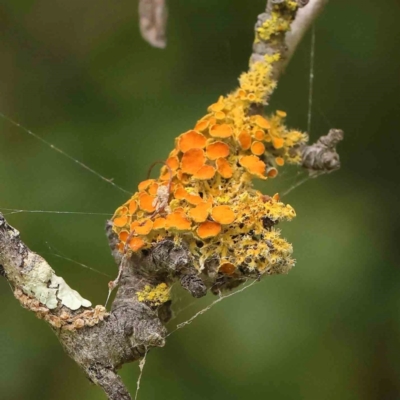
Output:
top-left (136, 283), bottom-right (170, 306)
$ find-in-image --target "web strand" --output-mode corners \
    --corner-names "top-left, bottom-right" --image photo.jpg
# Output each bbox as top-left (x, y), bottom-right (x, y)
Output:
top-left (167, 279), bottom-right (258, 337)
top-left (0, 207), bottom-right (112, 217)
top-left (44, 242), bottom-right (112, 278)
top-left (307, 25), bottom-right (316, 135)
top-left (0, 112), bottom-right (132, 195)
top-left (134, 349), bottom-right (148, 400)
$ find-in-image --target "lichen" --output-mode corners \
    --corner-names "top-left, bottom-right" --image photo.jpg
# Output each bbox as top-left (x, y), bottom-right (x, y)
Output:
top-left (136, 283), bottom-right (170, 306)
top-left (18, 253), bottom-right (92, 310)
top-left (110, 0), bottom-right (308, 290)
top-left (14, 288), bottom-right (107, 330)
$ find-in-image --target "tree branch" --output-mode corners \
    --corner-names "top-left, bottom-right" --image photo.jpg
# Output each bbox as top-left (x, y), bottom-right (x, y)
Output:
top-left (0, 213), bottom-right (167, 400)
top-left (250, 0), bottom-right (329, 82)
top-left (1, 2), bottom-right (340, 399)
top-left (284, 0), bottom-right (329, 69)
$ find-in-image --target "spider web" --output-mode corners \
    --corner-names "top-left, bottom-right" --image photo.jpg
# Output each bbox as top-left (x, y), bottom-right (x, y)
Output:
top-left (0, 28), bottom-right (322, 399)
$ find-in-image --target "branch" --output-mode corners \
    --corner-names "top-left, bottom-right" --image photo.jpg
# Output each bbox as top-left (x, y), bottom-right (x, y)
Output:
top-left (284, 0), bottom-right (329, 69)
top-left (0, 213), bottom-right (167, 400)
top-left (2, 2), bottom-right (340, 399)
top-left (251, 0), bottom-right (329, 82)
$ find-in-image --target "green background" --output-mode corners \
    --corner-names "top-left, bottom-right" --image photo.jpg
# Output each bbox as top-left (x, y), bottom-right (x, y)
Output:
top-left (1, 1), bottom-right (399, 399)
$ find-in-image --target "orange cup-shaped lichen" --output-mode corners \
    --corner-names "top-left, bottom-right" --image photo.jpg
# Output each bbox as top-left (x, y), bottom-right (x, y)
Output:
top-left (238, 131), bottom-right (252, 150)
top-left (119, 230), bottom-right (129, 242)
top-left (128, 237), bottom-right (146, 252)
top-left (216, 157), bottom-right (233, 179)
top-left (165, 212), bottom-right (192, 231)
top-left (139, 193), bottom-right (156, 213)
top-left (209, 123), bottom-right (233, 138)
top-left (251, 141), bottom-right (266, 156)
top-left (197, 221), bottom-right (221, 239)
top-left (272, 137), bottom-right (284, 149)
top-left (178, 130), bottom-right (207, 153)
top-left (254, 130), bottom-right (265, 141)
top-left (166, 156), bottom-right (180, 171)
top-left (193, 165), bottom-right (216, 180)
top-left (189, 202), bottom-right (211, 223)
top-left (219, 262), bottom-right (236, 275)
top-left (132, 219), bottom-right (153, 235)
top-left (275, 157), bottom-right (285, 166)
top-left (181, 148), bottom-right (206, 174)
top-left (153, 217), bottom-right (166, 230)
top-left (211, 205), bottom-right (236, 225)
top-left (254, 115), bottom-right (271, 130)
top-left (194, 119), bottom-right (209, 132)
top-left (138, 179), bottom-right (155, 192)
top-left (114, 215), bottom-right (129, 228)
top-left (128, 199), bottom-right (138, 215)
top-left (206, 141), bottom-right (230, 160)
top-left (239, 155), bottom-right (267, 179)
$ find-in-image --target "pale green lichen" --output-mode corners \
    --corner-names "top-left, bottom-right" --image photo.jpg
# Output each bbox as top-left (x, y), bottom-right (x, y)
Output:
top-left (19, 253), bottom-right (91, 310)
top-left (50, 275), bottom-right (92, 310)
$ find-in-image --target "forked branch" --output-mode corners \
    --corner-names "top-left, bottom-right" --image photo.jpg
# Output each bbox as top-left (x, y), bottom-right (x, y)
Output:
top-left (0, 2), bottom-right (339, 399)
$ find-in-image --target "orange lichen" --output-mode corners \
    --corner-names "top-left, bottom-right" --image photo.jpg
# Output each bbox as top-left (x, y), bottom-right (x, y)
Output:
top-left (174, 186), bottom-right (188, 200)
top-left (239, 155), bottom-right (267, 179)
top-left (208, 96), bottom-right (225, 112)
top-left (275, 157), bottom-right (285, 166)
top-left (211, 205), bottom-right (236, 225)
top-left (238, 131), bottom-right (252, 150)
top-left (267, 167), bottom-right (278, 178)
top-left (119, 230), bottom-right (129, 242)
top-left (219, 262), bottom-right (236, 275)
top-left (206, 141), bottom-right (230, 160)
top-left (153, 217), bottom-right (166, 230)
top-left (132, 219), bottom-right (153, 235)
top-left (194, 119), bottom-right (209, 132)
top-left (174, 186), bottom-right (203, 204)
top-left (166, 156), bottom-right (180, 171)
top-left (216, 158), bottom-right (233, 179)
top-left (215, 111), bottom-right (226, 120)
top-left (272, 137), bottom-right (284, 149)
top-left (128, 237), bottom-right (145, 252)
top-left (189, 202), bottom-right (211, 223)
top-left (193, 165), bottom-right (216, 180)
top-left (128, 199), bottom-right (138, 214)
top-left (114, 215), bottom-right (128, 228)
top-left (254, 130), bottom-right (265, 141)
top-left (254, 115), bottom-right (271, 129)
top-left (139, 193), bottom-right (156, 213)
top-left (209, 123), bottom-right (233, 138)
top-left (138, 179), bottom-right (154, 192)
top-left (186, 193), bottom-right (203, 205)
top-left (112, 6), bottom-right (309, 286)
top-left (178, 130), bottom-right (207, 153)
top-left (251, 141), bottom-right (266, 156)
top-left (181, 148), bottom-right (206, 174)
top-left (165, 212), bottom-right (192, 231)
top-left (197, 221), bottom-right (221, 239)
top-left (148, 182), bottom-right (159, 196)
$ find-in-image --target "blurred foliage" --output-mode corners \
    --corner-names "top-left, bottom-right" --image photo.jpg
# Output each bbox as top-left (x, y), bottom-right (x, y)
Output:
top-left (0, 1), bottom-right (399, 399)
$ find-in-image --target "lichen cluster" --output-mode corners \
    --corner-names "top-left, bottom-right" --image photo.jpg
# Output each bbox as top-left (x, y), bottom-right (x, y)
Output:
top-left (136, 283), bottom-right (170, 306)
top-left (111, 0), bottom-right (308, 299)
